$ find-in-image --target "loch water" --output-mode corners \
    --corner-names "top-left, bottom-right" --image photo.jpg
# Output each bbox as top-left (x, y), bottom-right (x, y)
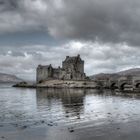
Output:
top-left (0, 83), bottom-right (140, 127)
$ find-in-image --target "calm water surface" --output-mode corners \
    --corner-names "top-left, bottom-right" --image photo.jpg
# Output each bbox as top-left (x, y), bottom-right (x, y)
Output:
top-left (0, 83), bottom-right (140, 127)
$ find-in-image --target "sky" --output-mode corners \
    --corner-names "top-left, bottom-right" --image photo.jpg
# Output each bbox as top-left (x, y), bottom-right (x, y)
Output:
top-left (0, 0), bottom-right (140, 80)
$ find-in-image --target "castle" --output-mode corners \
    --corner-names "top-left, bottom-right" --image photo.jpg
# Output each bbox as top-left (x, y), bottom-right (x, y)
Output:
top-left (36, 55), bottom-right (86, 83)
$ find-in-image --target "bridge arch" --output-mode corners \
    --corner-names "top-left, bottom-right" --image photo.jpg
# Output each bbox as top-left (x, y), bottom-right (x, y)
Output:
top-left (119, 83), bottom-right (128, 90)
top-left (135, 83), bottom-right (140, 88)
top-left (110, 83), bottom-right (118, 89)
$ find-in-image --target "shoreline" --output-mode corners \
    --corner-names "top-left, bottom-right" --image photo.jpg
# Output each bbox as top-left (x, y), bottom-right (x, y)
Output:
top-left (12, 80), bottom-right (98, 89)
top-left (1, 119), bottom-right (140, 140)
top-left (12, 80), bottom-right (140, 94)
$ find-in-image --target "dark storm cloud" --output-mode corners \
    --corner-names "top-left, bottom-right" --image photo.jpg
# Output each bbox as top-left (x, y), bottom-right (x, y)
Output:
top-left (0, 0), bottom-right (140, 46)
top-left (0, 0), bottom-right (48, 34)
top-left (0, 0), bottom-right (140, 80)
top-left (47, 0), bottom-right (140, 46)
top-left (0, 0), bottom-right (19, 11)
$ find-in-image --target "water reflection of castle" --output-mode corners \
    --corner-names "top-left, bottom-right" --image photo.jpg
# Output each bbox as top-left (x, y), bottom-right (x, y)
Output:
top-left (36, 88), bottom-right (86, 117)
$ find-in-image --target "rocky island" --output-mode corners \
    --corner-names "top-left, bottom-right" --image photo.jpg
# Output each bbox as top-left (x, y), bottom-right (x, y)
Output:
top-left (13, 55), bottom-right (98, 89)
top-left (35, 54), bottom-right (98, 88)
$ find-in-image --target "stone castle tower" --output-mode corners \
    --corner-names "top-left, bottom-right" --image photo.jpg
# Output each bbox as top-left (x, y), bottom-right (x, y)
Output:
top-left (36, 54), bottom-right (86, 83)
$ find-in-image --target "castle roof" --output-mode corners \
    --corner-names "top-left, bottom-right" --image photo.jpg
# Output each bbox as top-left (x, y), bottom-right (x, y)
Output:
top-left (64, 54), bottom-right (82, 63)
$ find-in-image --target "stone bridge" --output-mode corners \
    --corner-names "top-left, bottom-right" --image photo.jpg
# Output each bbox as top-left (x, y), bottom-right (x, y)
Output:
top-left (109, 80), bottom-right (132, 90)
top-left (108, 77), bottom-right (140, 90)
top-left (132, 79), bottom-right (140, 89)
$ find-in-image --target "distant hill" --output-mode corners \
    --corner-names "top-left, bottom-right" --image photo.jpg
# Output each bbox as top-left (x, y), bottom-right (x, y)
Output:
top-left (117, 68), bottom-right (140, 76)
top-left (90, 68), bottom-right (140, 80)
top-left (0, 73), bottom-right (22, 83)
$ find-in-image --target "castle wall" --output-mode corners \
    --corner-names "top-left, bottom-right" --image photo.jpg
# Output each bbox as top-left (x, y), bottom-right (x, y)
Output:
top-left (62, 58), bottom-right (85, 80)
top-left (71, 72), bottom-right (86, 80)
top-left (77, 61), bottom-right (84, 73)
top-left (62, 62), bottom-right (75, 73)
top-left (37, 67), bottom-right (48, 83)
top-left (63, 60), bottom-right (84, 73)
top-left (53, 68), bottom-right (61, 79)
top-left (59, 70), bottom-right (66, 80)
top-left (37, 65), bottom-right (53, 83)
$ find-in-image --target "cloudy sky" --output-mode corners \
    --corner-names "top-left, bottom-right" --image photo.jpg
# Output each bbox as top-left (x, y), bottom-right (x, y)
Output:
top-left (0, 0), bottom-right (140, 80)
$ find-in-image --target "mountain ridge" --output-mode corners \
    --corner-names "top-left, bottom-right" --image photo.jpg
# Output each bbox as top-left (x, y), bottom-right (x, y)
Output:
top-left (0, 73), bottom-right (22, 83)
top-left (90, 68), bottom-right (140, 80)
